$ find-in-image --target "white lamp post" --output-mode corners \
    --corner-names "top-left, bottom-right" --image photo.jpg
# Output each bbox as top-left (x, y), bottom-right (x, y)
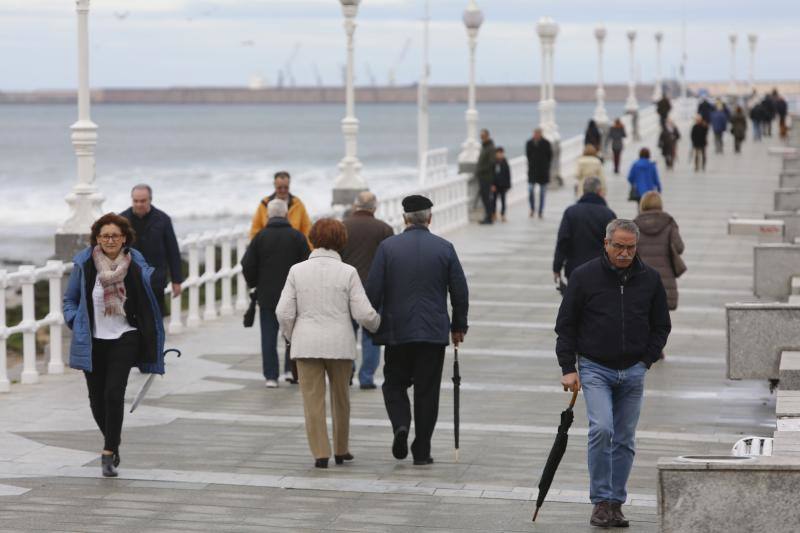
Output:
top-left (592, 25), bottom-right (608, 126)
top-left (728, 33), bottom-right (738, 96)
top-left (625, 29), bottom-right (638, 113)
top-left (652, 31), bottom-right (664, 101)
top-left (536, 17), bottom-right (559, 142)
top-left (748, 33), bottom-right (757, 94)
top-left (457, 0), bottom-right (484, 170)
top-left (418, 0), bottom-right (431, 179)
top-left (56, 0), bottom-right (104, 259)
top-left (332, 0), bottom-right (367, 206)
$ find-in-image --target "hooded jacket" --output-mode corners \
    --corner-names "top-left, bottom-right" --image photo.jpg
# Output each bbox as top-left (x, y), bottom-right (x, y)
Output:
top-left (634, 210), bottom-right (685, 310)
top-left (555, 254), bottom-right (671, 375)
top-left (63, 247), bottom-right (165, 374)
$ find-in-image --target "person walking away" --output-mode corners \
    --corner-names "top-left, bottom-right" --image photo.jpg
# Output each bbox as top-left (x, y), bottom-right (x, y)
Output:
top-left (584, 120), bottom-right (602, 153)
top-left (749, 102), bottom-right (765, 142)
top-left (553, 176), bottom-right (617, 285)
top-left (556, 219), bottom-right (671, 528)
top-left (120, 184), bottom-right (183, 315)
top-left (607, 119), bottom-right (626, 175)
top-left (658, 126), bottom-right (675, 170)
top-left (526, 128), bottom-right (553, 219)
top-left (276, 219), bottom-right (380, 468)
top-left (63, 213), bottom-right (165, 477)
top-left (690, 116), bottom-right (709, 172)
top-left (634, 191), bottom-right (685, 316)
top-left (241, 199), bottom-right (311, 388)
top-left (761, 93), bottom-right (776, 137)
top-left (697, 98), bottom-right (714, 124)
top-left (667, 120), bottom-right (681, 166)
top-left (493, 147), bottom-right (512, 222)
top-left (774, 89), bottom-right (789, 140)
top-left (627, 148), bottom-right (661, 210)
top-left (575, 144), bottom-right (606, 197)
top-left (710, 103), bottom-right (729, 154)
top-left (366, 195), bottom-right (469, 466)
top-left (730, 106), bottom-right (748, 154)
top-left (476, 129), bottom-right (496, 225)
top-left (656, 95), bottom-right (672, 127)
top-left (341, 192), bottom-right (394, 390)
top-left (250, 171), bottom-right (312, 240)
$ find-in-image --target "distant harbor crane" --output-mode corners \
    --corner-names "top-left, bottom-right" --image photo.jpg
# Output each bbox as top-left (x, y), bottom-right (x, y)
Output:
top-left (388, 37), bottom-right (412, 86)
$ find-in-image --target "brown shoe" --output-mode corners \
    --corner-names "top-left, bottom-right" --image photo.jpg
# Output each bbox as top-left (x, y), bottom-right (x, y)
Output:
top-left (590, 501), bottom-right (612, 527)
top-left (609, 502), bottom-right (630, 528)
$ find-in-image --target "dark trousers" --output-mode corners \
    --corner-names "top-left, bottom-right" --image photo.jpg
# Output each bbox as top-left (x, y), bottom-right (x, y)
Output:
top-left (84, 331), bottom-right (138, 452)
top-left (734, 137), bottom-right (743, 153)
top-left (493, 189), bottom-right (507, 216)
top-left (693, 147), bottom-right (706, 171)
top-left (528, 183), bottom-right (546, 216)
top-left (612, 148), bottom-right (622, 174)
top-left (479, 180), bottom-right (493, 221)
top-left (260, 306), bottom-right (289, 380)
top-left (382, 343), bottom-right (446, 460)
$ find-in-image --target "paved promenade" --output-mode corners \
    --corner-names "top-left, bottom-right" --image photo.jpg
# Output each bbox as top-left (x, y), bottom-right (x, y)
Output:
top-left (0, 122), bottom-right (781, 532)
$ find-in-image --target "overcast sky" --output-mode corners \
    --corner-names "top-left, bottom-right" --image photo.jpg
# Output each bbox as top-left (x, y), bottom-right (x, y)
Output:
top-left (3, 0), bottom-right (798, 91)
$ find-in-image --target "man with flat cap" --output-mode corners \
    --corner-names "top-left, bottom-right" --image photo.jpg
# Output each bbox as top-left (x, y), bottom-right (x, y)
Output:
top-left (366, 195), bottom-right (469, 465)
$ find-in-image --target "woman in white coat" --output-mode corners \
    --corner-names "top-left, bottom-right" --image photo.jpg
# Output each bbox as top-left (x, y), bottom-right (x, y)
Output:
top-left (276, 218), bottom-right (381, 468)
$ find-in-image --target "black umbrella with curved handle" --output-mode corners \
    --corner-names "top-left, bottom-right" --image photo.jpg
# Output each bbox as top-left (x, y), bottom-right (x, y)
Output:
top-left (130, 349), bottom-right (182, 413)
top-left (452, 346), bottom-right (461, 462)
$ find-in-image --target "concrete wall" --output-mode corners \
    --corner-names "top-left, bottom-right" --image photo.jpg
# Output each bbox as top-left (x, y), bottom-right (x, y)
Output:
top-left (727, 304), bottom-right (800, 380)
top-left (754, 244), bottom-right (800, 301)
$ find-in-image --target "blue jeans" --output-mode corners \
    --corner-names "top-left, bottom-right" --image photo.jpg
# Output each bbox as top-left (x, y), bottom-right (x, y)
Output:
top-left (259, 307), bottom-right (289, 380)
top-left (578, 357), bottom-right (646, 504)
top-left (352, 323), bottom-right (381, 386)
top-left (528, 183), bottom-right (546, 215)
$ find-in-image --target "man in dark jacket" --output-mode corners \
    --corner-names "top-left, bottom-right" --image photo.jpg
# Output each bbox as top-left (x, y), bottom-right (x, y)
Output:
top-left (241, 198), bottom-right (310, 387)
top-left (475, 129), bottom-right (496, 224)
top-left (341, 191), bottom-right (394, 389)
top-left (526, 128), bottom-right (553, 219)
top-left (656, 95), bottom-right (671, 127)
top-left (120, 184), bottom-right (183, 315)
top-left (553, 177), bottom-right (616, 283)
top-left (366, 195), bottom-right (469, 465)
top-left (555, 219), bottom-right (671, 528)
top-left (690, 116), bottom-right (709, 171)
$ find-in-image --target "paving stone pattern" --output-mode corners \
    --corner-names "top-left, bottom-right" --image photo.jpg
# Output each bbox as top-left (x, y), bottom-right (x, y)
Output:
top-left (0, 122), bottom-right (781, 532)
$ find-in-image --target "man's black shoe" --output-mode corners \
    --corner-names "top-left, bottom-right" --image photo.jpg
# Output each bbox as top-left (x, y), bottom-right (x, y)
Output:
top-left (479, 219), bottom-right (493, 225)
top-left (413, 457), bottom-right (434, 466)
top-left (359, 383), bottom-right (377, 390)
top-left (590, 501), bottom-right (612, 527)
top-left (392, 427), bottom-right (408, 459)
top-left (609, 502), bottom-right (630, 528)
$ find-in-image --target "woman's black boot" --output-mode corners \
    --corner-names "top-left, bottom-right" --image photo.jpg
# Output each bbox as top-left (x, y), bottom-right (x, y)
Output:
top-left (314, 458), bottom-right (329, 469)
top-left (335, 453), bottom-right (354, 465)
top-left (101, 454), bottom-right (118, 477)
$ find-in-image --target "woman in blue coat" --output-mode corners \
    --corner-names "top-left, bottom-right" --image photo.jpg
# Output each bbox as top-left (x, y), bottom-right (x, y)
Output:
top-left (63, 213), bottom-right (165, 477)
top-left (627, 148), bottom-right (662, 211)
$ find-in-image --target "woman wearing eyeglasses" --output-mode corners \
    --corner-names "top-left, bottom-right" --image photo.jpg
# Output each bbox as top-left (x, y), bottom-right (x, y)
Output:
top-left (63, 213), bottom-right (165, 477)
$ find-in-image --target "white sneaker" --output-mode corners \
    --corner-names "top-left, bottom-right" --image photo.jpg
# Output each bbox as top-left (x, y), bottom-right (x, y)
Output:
top-left (282, 371), bottom-right (293, 382)
top-left (265, 379), bottom-right (278, 388)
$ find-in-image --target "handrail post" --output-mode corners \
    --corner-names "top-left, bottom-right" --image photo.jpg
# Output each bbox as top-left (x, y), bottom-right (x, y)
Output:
top-left (235, 233), bottom-right (248, 311)
top-left (168, 284), bottom-right (183, 335)
top-left (219, 232), bottom-right (233, 316)
top-left (203, 232), bottom-right (218, 321)
top-left (0, 270), bottom-right (9, 392)
top-left (19, 265), bottom-right (39, 384)
top-left (45, 261), bottom-right (65, 375)
top-left (186, 235), bottom-right (201, 328)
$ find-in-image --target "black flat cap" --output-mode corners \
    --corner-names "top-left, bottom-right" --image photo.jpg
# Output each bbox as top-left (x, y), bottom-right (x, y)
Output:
top-left (402, 195), bottom-right (433, 213)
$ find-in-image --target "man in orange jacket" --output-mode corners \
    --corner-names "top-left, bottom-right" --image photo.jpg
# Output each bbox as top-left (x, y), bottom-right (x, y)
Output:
top-left (250, 171), bottom-right (312, 240)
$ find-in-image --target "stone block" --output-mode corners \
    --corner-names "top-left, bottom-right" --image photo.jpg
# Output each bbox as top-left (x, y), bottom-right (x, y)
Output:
top-left (766, 211), bottom-right (800, 243)
top-left (779, 351), bottom-right (800, 391)
top-left (726, 304), bottom-right (800, 380)
top-left (727, 218), bottom-right (784, 242)
top-left (784, 155), bottom-right (800, 173)
top-left (658, 456), bottom-right (800, 533)
top-left (775, 188), bottom-right (800, 212)
top-left (780, 172), bottom-right (800, 189)
top-left (754, 244), bottom-right (800, 301)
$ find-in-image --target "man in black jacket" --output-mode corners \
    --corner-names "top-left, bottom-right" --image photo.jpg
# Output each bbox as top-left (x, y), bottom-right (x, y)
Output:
top-left (553, 177), bottom-right (616, 284)
top-left (475, 129), bottom-right (496, 225)
top-left (555, 219), bottom-right (671, 528)
top-left (526, 128), bottom-right (553, 219)
top-left (241, 199), bottom-right (310, 387)
top-left (120, 184), bottom-right (183, 315)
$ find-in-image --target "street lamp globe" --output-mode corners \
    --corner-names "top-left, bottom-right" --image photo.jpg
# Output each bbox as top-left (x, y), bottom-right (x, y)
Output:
top-left (537, 17), bottom-right (558, 38)
top-left (594, 26), bottom-right (606, 41)
top-left (463, 0), bottom-right (484, 31)
top-left (627, 29), bottom-right (636, 41)
top-left (340, 0), bottom-right (360, 5)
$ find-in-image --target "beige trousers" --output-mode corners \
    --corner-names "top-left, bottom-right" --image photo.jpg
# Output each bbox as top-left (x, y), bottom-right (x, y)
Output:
top-left (296, 358), bottom-right (352, 459)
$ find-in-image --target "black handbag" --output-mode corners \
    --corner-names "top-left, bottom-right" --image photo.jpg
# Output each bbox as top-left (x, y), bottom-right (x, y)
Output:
top-left (243, 290), bottom-right (257, 328)
top-left (628, 184), bottom-right (639, 202)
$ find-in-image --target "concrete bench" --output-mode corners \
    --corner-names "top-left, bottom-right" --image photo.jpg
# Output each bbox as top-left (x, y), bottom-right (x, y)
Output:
top-left (727, 303), bottom-right (800, 380)
top-left (754, 244), bottom-right (800, 301)
top-left (658, 456), bottom-right (800, 532)
top-left (727, 218), bottom-right (785, 243)
top-left (775, 188), bottom-right (800, 212)
top-left (765, 211), bottom-right (800, 243)
top-left (780, 172), bottom-right (800, 189)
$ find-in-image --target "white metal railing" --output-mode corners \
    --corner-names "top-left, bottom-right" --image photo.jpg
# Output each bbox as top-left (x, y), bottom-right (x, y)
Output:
top-left (0, 260), bottom-right (71, 391)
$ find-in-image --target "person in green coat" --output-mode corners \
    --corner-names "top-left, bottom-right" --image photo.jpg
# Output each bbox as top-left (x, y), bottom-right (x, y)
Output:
top-left (476, 129), bottom-right (496, 225)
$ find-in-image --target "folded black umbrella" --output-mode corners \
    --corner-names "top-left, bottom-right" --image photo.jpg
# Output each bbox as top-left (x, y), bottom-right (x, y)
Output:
top-left (452, 345), bottom-right (461, 462)
top-left (130, 349), bottom-right (182, 413)
top-left (532, 389), bottom-right (580, 522)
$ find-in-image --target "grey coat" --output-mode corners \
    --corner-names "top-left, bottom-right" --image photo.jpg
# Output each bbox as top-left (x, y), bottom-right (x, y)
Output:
top-left (634, 210), bottom-right (685, 310)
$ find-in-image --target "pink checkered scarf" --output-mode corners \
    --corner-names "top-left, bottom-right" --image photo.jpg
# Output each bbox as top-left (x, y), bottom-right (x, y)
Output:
top-left (92, 245), bottom-right (131, 316)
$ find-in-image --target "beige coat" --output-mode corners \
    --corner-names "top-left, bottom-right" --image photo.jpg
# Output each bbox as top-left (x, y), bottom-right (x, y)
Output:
top-left (276, 249), bottom-right (380, 360)
top-left (575, 155), bottom-right (606, 196)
